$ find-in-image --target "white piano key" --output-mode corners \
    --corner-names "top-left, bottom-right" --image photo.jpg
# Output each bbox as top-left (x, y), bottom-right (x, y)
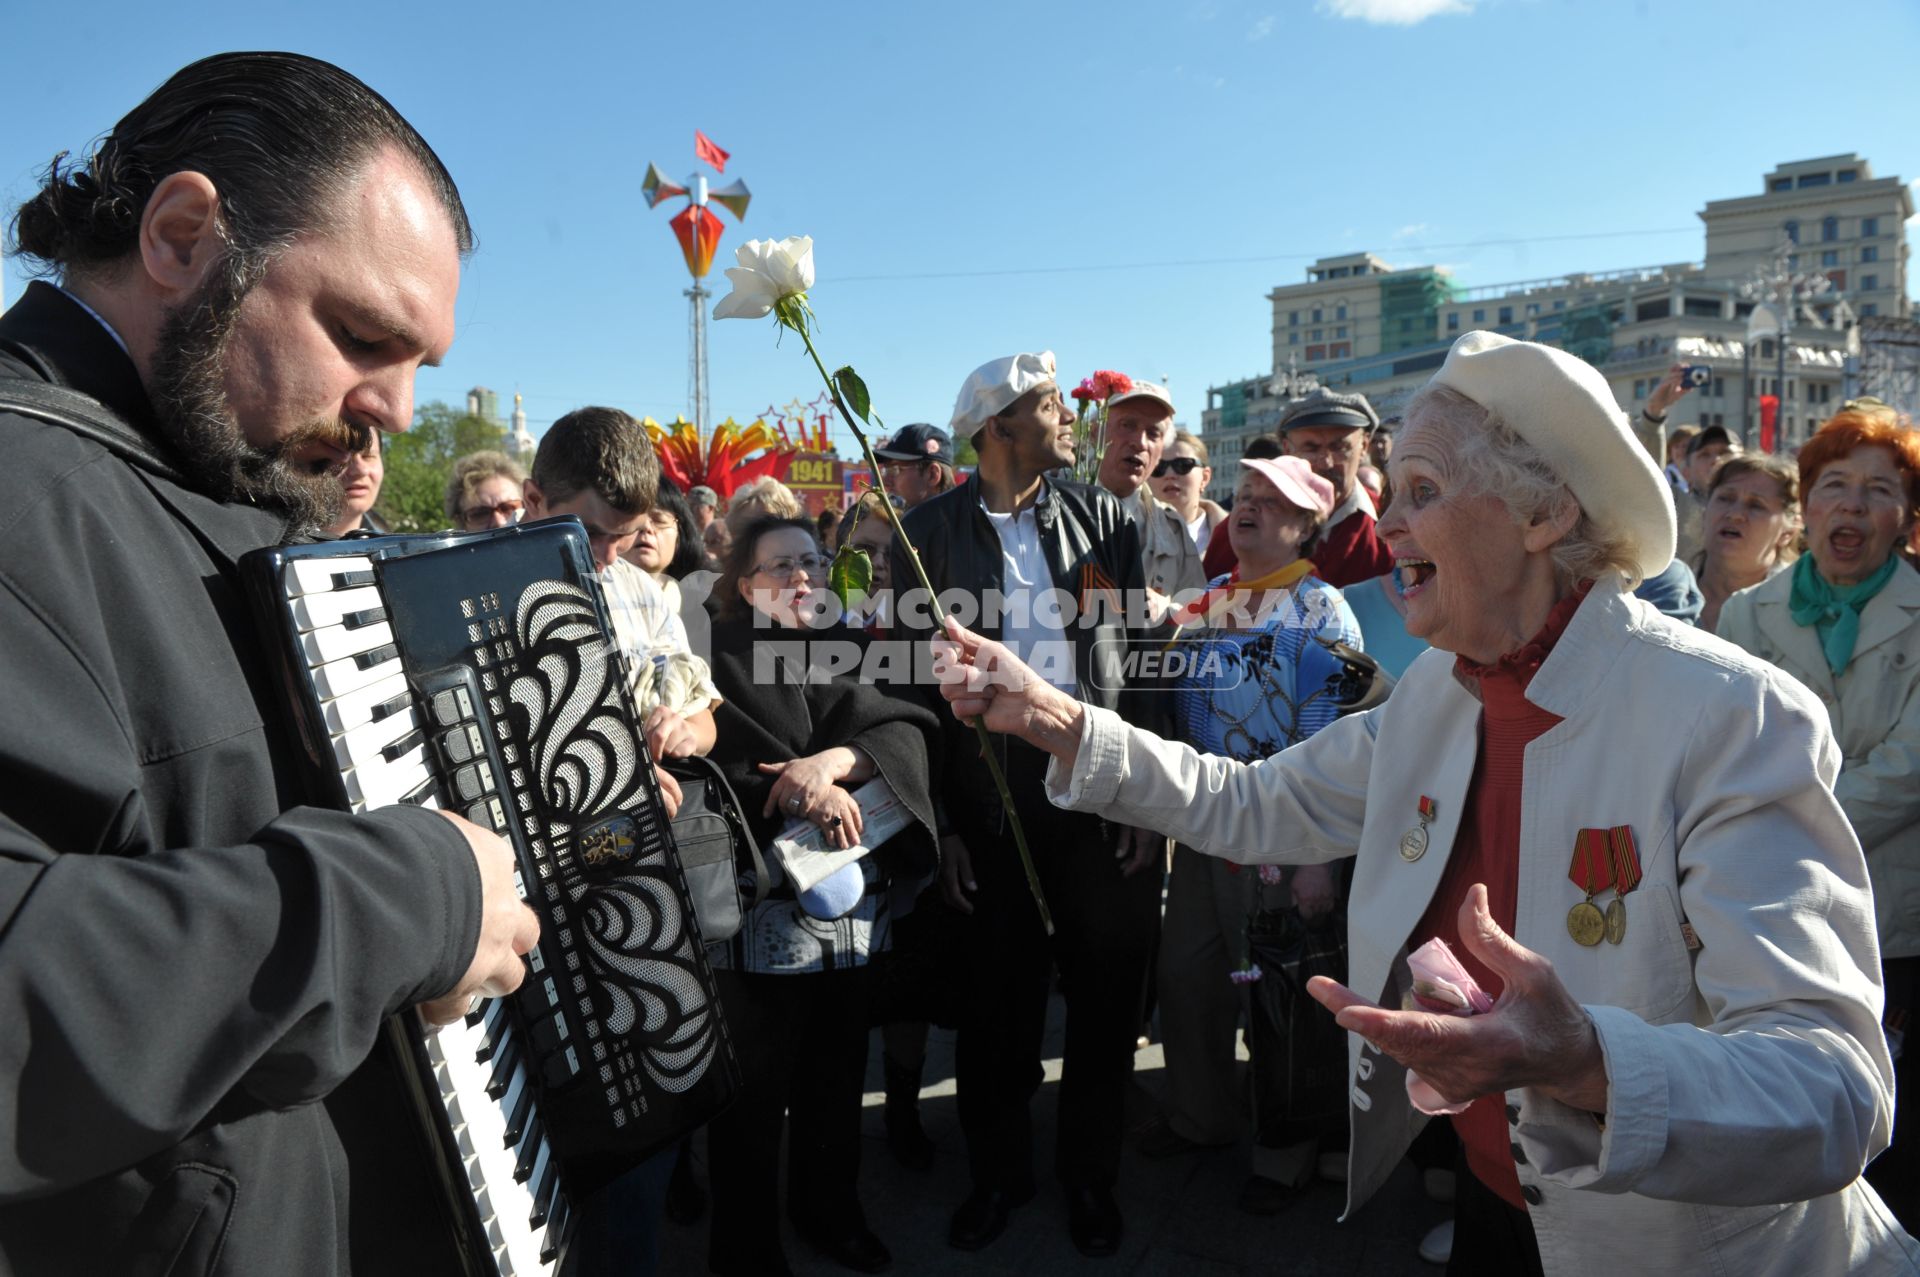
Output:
top-left (291, 584), bottom-right (384, 632)
top-left (328, 705), bottom-right (422, 769)
top-left (318, 673), bottom-right (412, 735)
top-left (300, 619), bottom-right (395, 667)
top-left (285, 556), bottom-right (376, 598)
top-left (310, 649), bottom-right (401, 701)
top-left (341, 741), bottom-right (431, 809)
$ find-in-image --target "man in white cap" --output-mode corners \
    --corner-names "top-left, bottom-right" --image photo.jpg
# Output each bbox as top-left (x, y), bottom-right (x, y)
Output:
top-left (1277, 386), bottom-right (1396, 587)
top-left (931, 330), bottom-right (1908, 1277)
top-left (890, 351), bottom-right (1164, 1259)
top-left (1095, 379), bottom-right (1206, 612)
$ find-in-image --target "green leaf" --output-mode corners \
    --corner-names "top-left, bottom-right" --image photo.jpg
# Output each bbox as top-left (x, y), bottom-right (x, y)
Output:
top-left (833, 365), bottom-right (873, 423)
top-left (828, 544), bottom-right (874, 610)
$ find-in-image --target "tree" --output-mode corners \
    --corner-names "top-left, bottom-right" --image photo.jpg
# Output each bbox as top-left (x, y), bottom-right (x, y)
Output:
top-left (377, 401), bottom-right (510, 531)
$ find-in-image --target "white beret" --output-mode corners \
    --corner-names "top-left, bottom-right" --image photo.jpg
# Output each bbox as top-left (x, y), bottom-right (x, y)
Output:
top-left (949, 351), bottom-right (1057, 439)
top-left (1427, 331), bottom-right (1676, 579)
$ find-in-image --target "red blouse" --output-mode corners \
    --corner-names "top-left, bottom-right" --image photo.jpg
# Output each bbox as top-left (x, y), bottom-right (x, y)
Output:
top-left (1410, 581), bottom-right (1591, 1211)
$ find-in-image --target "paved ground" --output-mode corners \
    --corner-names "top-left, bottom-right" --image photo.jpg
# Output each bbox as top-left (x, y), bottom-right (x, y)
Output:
top-left (659, 998), bottom-right (1447, 1275)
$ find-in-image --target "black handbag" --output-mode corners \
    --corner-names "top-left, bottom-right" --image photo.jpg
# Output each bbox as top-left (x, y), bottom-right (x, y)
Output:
top-left (662, 755), bottom-right (769, 945)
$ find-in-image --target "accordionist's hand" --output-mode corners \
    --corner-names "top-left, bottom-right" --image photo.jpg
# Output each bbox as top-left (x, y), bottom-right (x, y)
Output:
top-left (418, 811), bottom-right (543, 1026)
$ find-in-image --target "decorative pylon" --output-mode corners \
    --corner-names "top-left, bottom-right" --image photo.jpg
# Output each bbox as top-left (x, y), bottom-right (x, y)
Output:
top-left (643, 131), bottom-right (751, 440)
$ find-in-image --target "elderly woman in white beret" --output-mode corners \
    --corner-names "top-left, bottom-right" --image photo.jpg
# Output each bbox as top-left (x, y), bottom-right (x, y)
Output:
top-left (930, 331), bottom-right (1914, 1276)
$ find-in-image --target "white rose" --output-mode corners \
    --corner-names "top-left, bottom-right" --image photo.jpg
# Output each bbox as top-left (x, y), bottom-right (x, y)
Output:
top-left (712, 235), bottom-right (816, 321)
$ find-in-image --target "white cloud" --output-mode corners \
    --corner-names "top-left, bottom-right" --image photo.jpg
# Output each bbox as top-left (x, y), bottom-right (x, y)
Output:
top-left (1248, 14), bottom-right (1275, 39)
top-left (1393, 222), bottom-right (1429, 240)
top-left (1319, 0), bottom-right (1473, 25)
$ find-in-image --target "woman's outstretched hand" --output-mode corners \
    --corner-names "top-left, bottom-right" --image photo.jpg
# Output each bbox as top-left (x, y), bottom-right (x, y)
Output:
top-left (930, 617), bottom-right (1087, 761)
top-left (1306, 883), bottom-right (1611, 1114)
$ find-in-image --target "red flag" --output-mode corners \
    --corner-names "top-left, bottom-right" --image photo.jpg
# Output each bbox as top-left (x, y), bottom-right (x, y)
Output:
top-left (1759, 394), bottom-right (1779, 453)
top-left (694, 130), bottom-right (729, 173)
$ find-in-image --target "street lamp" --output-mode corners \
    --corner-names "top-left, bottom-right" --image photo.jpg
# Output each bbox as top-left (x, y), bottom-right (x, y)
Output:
top-left (1739, 235), bottom-right (1835, 453)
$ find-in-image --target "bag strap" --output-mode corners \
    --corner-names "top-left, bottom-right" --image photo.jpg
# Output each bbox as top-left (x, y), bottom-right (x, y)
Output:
top-left (0, 376), bottom-right (188, 486)
top-left (666, 753), bottom-right (772, 909)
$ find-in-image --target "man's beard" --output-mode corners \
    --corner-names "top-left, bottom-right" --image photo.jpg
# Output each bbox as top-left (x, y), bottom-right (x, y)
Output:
top-left (147, 265), bottom-right (373, 536)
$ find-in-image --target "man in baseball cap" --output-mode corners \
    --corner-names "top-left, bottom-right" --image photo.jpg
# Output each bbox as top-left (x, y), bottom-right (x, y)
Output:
top-left (1277, 386), bottom-right (1394, 587)
top-left (1097, 379), bottom-right (1205, 611)
top-left (873, 422), bottom-right (957, 510)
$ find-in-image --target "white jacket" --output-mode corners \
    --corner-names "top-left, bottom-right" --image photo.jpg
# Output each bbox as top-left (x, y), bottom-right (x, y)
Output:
top-left (1719, 558), bottom-right (1920, 960)
top-left (1047, 579), bottom-right (1917, 1276)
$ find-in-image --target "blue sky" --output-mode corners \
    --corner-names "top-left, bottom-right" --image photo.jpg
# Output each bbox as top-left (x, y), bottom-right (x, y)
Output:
top-left (5, 0), bottom-right (1917, 453)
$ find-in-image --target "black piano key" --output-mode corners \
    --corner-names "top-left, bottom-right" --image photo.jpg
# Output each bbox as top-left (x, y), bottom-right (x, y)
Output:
top-left (331, 569), bottom-right (376, 589)
top-left (341, 605), bottom-right (389, 630)
top-left (471, 999), bottom-right (507, 1060)
top-left (485, 1031), bottom-right (522, 1100)
top-left (397, 778), bottom-right (436, 807)
top-left (539, 1190), bottom-right (570, 1266)
top-left (379, 727), bottom-right (427, 762)
top-left (463, 996), bottom-right (491, 1029)
top-left (513, 1119), bottom-right (545, 1183)
top-left (528, 1145), bottom-right (560, 1230)
top-left (351, 642), bottom-right (399, 671)
top-left (502, 1065), bottom-right (537, 1147)
top-left (369, 691), bottom-right (413, 723)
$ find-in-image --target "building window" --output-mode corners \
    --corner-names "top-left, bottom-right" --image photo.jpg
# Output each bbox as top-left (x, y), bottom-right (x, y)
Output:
top-left (1821, 216), bottom-right (1838, 242)
top-left (1862, 274), bottom-right (1879, 293)
top-left (1861, 245), bottom-right (1879, 263)
top-left (1335, 304), bottom-right (1347, 321)
top-left (1784, 220), bottom-right (1799, 244)
top-left (1472, 308), bottom-right (1486, 323)
top-left (1798, 172), bottom-right (1831, 188)
top-left (1288, 332), bottom-right (1299, 345)
top-left (1827, 270), bottom-right (1847, 292)
top-left (1497, 306), bottom-right (1513, 324)
top-left (1447, 313), bottom-right (1460, 331)
top-left (1289, 311), bottom-right (1299, 326)
top-left (1312, 308), bottom-right (1323, 323)
top-left (1861, 303), bottom-right (1879, 317)
top-left (1683, 296), bottom-right (1721, 318)
top-left (1787, 254), bottom-right (1798, 270)
top-left (1400, 318), bottom-right (1414, 333)
top-left (1862, 216), bottom-right (1879, 237)
top-left (1526, 302), bottom-right (1541, 316)
top-left (1770, 177), bottom-right (1792, 192)
top-left (1838, 169), bottom-right (1857, 183)
top-left (1330, 343), bottom-right (1351, 360)
top-left (1311, 329), bottom-right (1323, 341)
top-left (1305, 345), bottom-right (1327, 361)
top-left (1633, 379), bottom-right (1645, 399)
top-left (1635, 297), bottom-right (1671, 322)
top-left (1335, 326), bottom-right (1347, 339)
top-left (1553, 299), bottom-right (1566, 310)
top-left (1821, 250), bottom-right (1840, 267)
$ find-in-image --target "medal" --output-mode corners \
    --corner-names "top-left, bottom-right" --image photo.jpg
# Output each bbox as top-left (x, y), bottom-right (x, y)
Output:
top-left (1401, 795), bottom-right (1436, 863)
top-left (1566, 828), bottom-right (1613, 947)
top-left (1603, 826), bottom-right (1643, 946)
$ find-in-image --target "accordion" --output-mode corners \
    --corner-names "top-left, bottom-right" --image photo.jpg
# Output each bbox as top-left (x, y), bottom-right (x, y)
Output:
top-left (242, 518), bottom-right (737, 1275)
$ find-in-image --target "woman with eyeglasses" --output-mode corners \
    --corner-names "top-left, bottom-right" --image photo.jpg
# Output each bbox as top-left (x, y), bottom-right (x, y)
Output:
top-left (1153, 429), bottom-right (1228, 556)
top-left (443, 449), bottom-right (526, 531)
top-left (702, 515), bottom-right (942, 1276)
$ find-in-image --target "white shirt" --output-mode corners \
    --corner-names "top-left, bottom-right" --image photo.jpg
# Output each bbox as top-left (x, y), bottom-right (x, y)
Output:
top-left (1185, 510), bottom-right (1213, 553)
top-left (980, 490), bottom-right (1077, 695)
top-left (598, 558), bottom-right (720, 716)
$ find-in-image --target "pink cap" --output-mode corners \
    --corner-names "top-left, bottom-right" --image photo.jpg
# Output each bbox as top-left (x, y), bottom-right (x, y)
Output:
top-left (1239, 456), bottom-right (1335, 520)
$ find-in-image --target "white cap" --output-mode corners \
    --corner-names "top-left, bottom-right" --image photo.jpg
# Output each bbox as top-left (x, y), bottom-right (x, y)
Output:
top-left (1106, 380), bottom-right (1174, 417)
top-left (1427, 330), bottom-right (1676, 578)
top-left (949, 351), bottom-right (1057, 439)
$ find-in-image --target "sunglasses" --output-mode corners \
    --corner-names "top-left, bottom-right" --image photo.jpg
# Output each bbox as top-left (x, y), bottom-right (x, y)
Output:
top-left (1152, 456), bottom-right (1202, 478)
top-left (460, 498), bottom-right (524, 526)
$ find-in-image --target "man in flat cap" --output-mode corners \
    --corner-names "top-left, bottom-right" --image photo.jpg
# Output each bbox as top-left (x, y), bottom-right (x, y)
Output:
top-left (1279, 387), bottom-right (1396, 587)
top-left (1095, 379), bottom-right (1206, 616)
top-left (890, 351), bottom-right (1163, 1259)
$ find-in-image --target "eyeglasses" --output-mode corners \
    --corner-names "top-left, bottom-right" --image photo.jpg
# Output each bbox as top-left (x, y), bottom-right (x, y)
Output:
top-left (460, 499), bottom-right (523, 526)
top-left (749, 553), bottom-right (831, 579)
top-left (1152, 457), bottom-right (1202, 478)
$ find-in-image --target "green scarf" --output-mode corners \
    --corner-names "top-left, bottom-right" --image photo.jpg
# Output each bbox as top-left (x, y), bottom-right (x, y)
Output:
top-left (1788, 552), bottom-right (1900, 675)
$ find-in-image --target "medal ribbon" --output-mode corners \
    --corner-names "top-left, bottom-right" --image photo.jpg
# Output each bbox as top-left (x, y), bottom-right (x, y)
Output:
top-left (1607, 826), bottom-right (1642, 897)
top-left (1417, 795), bottom-right (1436, 823)
top-left (1568, 828), bottom-right (1616, 895)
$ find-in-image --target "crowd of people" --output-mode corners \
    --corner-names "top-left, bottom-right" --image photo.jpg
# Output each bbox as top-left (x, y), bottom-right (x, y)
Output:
top-left (3, 50), bottom-right (1919, 1277)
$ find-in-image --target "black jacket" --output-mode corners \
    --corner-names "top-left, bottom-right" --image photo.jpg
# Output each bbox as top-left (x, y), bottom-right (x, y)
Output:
top-left (0, 282), bottom-right (480, 1275)
top-left (890, 470), bottom-right (1157, 808)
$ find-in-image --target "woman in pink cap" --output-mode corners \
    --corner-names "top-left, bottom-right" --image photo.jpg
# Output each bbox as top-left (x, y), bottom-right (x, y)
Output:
top-left (1143, 456), bottom-right (1365, 1211)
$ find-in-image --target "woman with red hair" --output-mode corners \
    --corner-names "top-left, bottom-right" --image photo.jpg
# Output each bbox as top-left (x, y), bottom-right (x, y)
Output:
top-left (1719, 408), bottom-right (1920, 1228)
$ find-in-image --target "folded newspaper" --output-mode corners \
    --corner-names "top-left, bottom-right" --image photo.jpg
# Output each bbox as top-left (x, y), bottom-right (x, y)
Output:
top-left (770, 776), bottom-right (913, 894)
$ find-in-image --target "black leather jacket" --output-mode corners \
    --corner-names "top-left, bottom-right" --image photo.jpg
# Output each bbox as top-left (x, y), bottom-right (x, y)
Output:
top-left (890, 470), bottom-right (1158, 807)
